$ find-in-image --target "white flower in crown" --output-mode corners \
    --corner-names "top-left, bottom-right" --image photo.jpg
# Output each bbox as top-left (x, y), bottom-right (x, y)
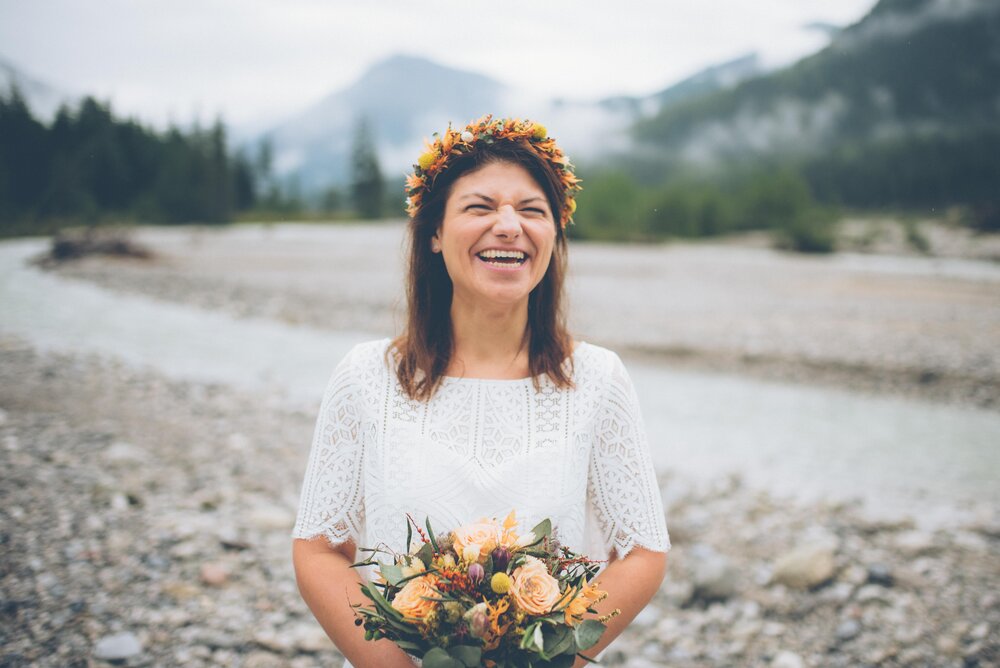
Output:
top-left (460, 130), bottom-right (474, 143)
top-left (405, 197), bottom-right (412, 207)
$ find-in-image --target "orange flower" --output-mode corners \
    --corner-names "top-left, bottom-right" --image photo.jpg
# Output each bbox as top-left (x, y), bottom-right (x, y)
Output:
top-left (509, 556), bottom-right (561, 615)
top-left (561, 578), bottom-right (604, 626)
top-left (390, 573), bottom-right (440, 620)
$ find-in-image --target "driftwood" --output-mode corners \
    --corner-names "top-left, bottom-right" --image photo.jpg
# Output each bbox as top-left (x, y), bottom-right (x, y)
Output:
top-left (37, 227), bottom-right (154, 266)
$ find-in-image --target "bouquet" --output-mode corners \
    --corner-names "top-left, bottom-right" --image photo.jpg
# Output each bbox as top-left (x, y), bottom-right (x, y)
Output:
top-left (351, 511), bottom-right (617, 668)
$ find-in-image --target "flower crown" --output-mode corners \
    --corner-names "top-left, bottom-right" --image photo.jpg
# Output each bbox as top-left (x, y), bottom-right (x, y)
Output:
top-left (405, 115), bottom-right (582, 229)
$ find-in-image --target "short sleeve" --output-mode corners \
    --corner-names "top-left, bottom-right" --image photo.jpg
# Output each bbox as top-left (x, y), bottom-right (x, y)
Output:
top-left (292, 348), bottom-right (367, 547)
top-left (587, 352), bottom-right (670, 560)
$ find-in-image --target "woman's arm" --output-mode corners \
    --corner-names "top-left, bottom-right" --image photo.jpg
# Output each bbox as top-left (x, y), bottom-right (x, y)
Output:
top-left (292, 537), bottom-right (417, 667)
top-left (573, 546), bottom-right (668, 668)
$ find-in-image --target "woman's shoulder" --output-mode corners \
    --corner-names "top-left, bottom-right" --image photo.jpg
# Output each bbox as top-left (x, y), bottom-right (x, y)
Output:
top-left (330, 338), bottom-right (394, 382)
top-left (572, 340), bottom-right (628, 376)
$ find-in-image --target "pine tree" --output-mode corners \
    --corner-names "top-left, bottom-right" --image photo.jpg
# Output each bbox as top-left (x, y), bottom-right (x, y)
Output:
top-left (350, 116), bottom-right (384, 219)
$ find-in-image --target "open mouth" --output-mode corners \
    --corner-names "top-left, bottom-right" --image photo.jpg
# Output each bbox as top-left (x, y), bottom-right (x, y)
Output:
top-left (476, 249), bottom-right (528, 267)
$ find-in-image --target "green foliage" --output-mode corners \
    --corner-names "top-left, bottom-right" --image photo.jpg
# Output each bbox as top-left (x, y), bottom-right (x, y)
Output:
top-left (570, 168), bottom-right (837, 252)
top-left (570, 172), bottom-right (643, 241)
top-left (0, 89), bottom-right (261, 235)
top-left (627, 0), bottom-right (1000, 218)
top-left (350, 116), bottom-right (384, 219)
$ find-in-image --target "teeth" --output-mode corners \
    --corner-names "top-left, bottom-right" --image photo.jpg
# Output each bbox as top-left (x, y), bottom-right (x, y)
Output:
top-left (478, 249), bottom-right (526, 260)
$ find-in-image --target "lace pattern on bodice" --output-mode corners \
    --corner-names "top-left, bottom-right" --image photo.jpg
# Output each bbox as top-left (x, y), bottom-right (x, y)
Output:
top-left (292, 339), bottom-right (669, 567)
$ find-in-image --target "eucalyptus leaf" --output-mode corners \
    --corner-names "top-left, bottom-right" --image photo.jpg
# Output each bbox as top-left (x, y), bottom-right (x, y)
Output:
top-left (380, 563), bottom-right (405, 586)
top-left (447, 645), bottom-right (482, 667)
top-left (416, 541), bottom-right (434, 568)
top-left (541, 625), bottom-right (575, 659)
top-left (528, 518), bottom-right (552, 544)
top-left (422, 647), bottom-right (463, 668)
top-left (406, 522), bottom-right (413, 553)
top-left (573, 619), bottom-right (605, 651)
top-left (547, 654), bottom-right (576, 668)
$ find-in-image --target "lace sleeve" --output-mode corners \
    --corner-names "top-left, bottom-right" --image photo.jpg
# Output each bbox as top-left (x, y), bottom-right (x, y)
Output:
top-left (292, 348), bottom-right (367, 547)
top-left (587, 352), bottom-right (670, 560)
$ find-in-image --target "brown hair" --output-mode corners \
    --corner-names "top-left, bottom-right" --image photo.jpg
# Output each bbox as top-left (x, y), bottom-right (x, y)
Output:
top-left (391, 138), bottom-right (574, 401)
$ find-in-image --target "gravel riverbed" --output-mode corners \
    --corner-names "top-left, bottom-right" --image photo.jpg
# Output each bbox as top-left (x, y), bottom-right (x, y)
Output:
top-left (1, 338), bottom-right (997, 667)
top-left (3, 224), bottom-right (999, 666)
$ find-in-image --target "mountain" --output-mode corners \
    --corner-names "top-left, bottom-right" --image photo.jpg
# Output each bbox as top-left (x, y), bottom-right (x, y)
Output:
top-left (260, 51), bottom-right (771, 194)
top-left (262, 55), bottom-right (507, 192)
top-left (0, 56), bottom-right (75, 120)
top-left (633, 0), bottom-right (1000, 168)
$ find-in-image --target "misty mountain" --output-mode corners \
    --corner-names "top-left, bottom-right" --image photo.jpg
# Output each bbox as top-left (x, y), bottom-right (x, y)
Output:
top-left (0, 56), bottom-right (74, 121)
top-left (632, 0), bottom-right (1000, 170)
top-left (263, 54), bottom-right (506, 193)
top-left (261, 51), bottom-right (769, 195)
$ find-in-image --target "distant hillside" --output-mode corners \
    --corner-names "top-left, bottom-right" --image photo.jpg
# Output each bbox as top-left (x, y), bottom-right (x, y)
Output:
top-left (262, 55), bottom-right (506, 192)
top-left (631, 0), bottom-right (1000, 209)
top-left (0, 56), bottom-right (74, 120)
top-left (636, 0), bottom-right (1000, 160)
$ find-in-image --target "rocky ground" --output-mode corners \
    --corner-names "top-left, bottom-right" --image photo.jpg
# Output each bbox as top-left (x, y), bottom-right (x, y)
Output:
top-left (1, 338), bottom-right (997, 667)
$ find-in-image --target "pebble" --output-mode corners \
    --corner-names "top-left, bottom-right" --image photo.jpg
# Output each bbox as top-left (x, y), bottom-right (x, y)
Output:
top-left (200, 562), bottom-right (230, 587)
top-left (93, 631), bottom-right (143, 660)
top-left (688, 544), bottom-right (741, 603)
top-left (835, 619), bottom-right (861, 642)
top-left (771, 543), bottom-right (836, 590)
top-left (866, 563), bottom-right (894, 587)
top-left (771, 650), bottom-right (805, 668)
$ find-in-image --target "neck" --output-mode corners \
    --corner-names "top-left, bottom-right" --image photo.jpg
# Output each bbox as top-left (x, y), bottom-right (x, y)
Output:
top-left (448, 293), bottom-right (530, 379)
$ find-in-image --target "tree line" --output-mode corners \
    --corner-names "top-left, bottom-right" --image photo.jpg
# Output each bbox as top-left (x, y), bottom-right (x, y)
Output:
top-left (0, 89), bottom-right (259, 235)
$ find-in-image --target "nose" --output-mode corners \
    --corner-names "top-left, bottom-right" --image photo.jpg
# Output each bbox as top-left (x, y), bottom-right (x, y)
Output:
top-left (493, 204), bottom-right (522, 239)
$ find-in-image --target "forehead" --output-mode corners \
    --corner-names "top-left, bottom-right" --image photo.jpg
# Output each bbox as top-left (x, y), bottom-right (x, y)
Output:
top-left (448, 161), bottom-right (546, 200)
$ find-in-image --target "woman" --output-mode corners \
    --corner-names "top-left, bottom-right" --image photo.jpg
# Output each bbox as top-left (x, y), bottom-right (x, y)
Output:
top-left (292, 116), bottom-right (669, 667)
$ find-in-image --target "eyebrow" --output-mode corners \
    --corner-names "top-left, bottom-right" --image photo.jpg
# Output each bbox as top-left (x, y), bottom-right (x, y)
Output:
top-left (459, 193), bottom-right (549, 207)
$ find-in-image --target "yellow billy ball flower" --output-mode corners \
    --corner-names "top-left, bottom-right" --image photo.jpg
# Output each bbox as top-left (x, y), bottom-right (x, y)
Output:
top-left (417, 150), bottom-right (437, 171)
top-left (532, 124), bottom-right (547, 140)
top-left (491, 572), bottom-right (512, 594)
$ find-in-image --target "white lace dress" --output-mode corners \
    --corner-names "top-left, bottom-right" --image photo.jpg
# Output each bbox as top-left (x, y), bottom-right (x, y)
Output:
top-left (292, 339), bottom-right (669, 664)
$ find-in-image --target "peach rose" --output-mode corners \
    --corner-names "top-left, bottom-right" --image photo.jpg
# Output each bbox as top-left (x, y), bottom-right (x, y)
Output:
top-left (509, 556), bottom-right (561, 615)
top-left (452, 521), bottom-right (499, 563)
top-left (390, 574), bottom-right (440, 620)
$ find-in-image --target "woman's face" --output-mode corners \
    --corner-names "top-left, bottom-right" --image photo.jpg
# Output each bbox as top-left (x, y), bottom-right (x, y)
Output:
top-left (432, 161), bottom-right (557, 309)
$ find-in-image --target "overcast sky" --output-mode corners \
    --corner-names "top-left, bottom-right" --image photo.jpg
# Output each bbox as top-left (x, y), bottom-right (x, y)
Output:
top-left (0, 0), bottom-right (878, 130)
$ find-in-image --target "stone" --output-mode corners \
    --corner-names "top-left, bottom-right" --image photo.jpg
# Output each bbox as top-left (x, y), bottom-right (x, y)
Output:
top-left (855, 584), bottom-right (892, 606)
top-left (771, 543), bottom-right (836, 590)
top-left (893, 530), bottom-right (936, 557)
top-left (289, 622), bottom-right (334, 652)
top-left (771, 650), bottom-right (805, 668)
top-left (835, 620), bottom-right (861, 642)
top-left (969, 622), bottom-right (989, 640)
top-left (200, 562), bottom-right (230, 587)
top-left (94, 632), bottom-right (143, 661)
top-left (866, 563), bottom-right (893, 587)
top-left (689, 545), bottom-right (741, 602)
top-left (244, 651), bottom-right (286, 668)
top-left (249, 506), bottom-right (294, 531)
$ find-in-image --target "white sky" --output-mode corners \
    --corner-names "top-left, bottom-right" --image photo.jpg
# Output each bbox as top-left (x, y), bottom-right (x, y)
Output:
top-left (0, 0), bottom-right (878, 130)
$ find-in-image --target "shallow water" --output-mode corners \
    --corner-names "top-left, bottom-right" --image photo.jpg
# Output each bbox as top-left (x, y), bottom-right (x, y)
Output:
top-left (2, 234), bottom-right (997, 528)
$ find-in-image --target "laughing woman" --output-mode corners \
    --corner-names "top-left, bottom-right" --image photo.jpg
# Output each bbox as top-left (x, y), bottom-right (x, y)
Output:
top-left (292, 117), bottom-right (669, 667)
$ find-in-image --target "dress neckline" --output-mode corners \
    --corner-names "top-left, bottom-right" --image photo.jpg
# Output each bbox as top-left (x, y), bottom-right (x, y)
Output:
top-left (442, 341), bottom-right (587, 384)
top-left (385, 339), bottom-right (588, 385)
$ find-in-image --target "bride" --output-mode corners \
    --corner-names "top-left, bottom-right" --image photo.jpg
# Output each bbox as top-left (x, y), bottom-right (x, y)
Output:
top-left (292, 116), bottom-right (669, 667)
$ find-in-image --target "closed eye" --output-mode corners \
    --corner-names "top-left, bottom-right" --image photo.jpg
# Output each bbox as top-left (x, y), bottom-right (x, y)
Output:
top-left (465, 204), bottom-right (492, 212)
